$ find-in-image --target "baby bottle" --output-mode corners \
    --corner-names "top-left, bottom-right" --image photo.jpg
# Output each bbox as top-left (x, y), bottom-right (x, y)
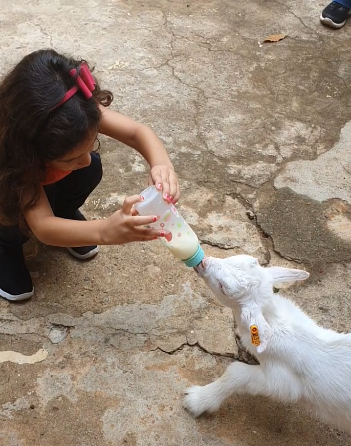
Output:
top-left (134, 186), bottom-right (204, 267)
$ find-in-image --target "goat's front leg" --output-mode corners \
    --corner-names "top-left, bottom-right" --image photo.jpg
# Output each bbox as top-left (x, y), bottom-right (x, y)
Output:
top-left (183, 361), bottom-right (266, 417)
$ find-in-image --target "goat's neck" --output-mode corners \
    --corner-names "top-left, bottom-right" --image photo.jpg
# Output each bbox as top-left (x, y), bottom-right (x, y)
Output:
top-left (231, 285), bottom-right (277, 331)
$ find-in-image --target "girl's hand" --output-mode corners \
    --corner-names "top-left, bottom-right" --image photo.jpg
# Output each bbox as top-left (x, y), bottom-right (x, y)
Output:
top-left (101, 195), bottom-right (167, 245)
top-left (148, 165), bottom-right (180, 204)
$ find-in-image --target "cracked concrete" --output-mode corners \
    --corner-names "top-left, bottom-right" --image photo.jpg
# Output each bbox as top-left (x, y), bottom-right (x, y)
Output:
top-left (1, 0), bottom-right (351, 445)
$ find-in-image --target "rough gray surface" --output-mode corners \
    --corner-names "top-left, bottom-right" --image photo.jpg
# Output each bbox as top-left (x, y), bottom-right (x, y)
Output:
top-left (274, 121), bottom-right (351, 204)
top-left (0, 0), bottom-right (351, 445)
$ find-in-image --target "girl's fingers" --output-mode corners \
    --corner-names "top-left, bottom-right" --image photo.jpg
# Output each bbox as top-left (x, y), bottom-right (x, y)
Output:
top-left (128, 215), bottom-right (160, 227)
top-left (150, 166), bottom-right (171, 201)
top-left (122, 195), bottom-right (144, 214)
top-left (160, 170), bottom-right (171, 202)
top-left (136, 226), bottom-right (169, 238)
top-left (134, 234), bottom-right (165, 242)
top-left (131, 208), bottom-right (139, 217)
top-left (150, 168), bottom-right (163, 192)
top-left (173, 184), bottom-right (181, 203)
top-left (148, 173), bottom-right (154, 187)
top-left (167, 170), bottom-right (180, 203)
top-left (149, 166), bottom-right (180, 204)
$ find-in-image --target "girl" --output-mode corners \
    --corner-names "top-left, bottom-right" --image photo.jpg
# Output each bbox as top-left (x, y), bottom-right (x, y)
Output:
top-left (0, 49), bottom-right (180, 302)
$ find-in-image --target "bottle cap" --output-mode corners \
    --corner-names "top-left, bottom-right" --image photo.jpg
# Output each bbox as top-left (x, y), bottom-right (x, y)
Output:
top-left (134, 186), bottom-right (162, 214)
top-left (134, 185), bottom-right (161, 215)
top-left (182, 245), bottom-right (205, 268)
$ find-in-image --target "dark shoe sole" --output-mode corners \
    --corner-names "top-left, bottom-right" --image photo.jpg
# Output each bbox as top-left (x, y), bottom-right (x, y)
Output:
top-left (0, 287), bottom-right (34, 301)
top-left (320, 14), bottom-right (347, 28)
top-left (66, 246), bottom-right (99, 260)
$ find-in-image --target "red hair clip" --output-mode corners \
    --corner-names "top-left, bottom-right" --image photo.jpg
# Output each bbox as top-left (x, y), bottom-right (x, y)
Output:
top-left (52, 63), bottom-right (96, 110)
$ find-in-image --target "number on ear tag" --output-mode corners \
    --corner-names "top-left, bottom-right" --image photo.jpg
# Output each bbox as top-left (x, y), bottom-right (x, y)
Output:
top-left (250, 325), bottom-right (261, 346)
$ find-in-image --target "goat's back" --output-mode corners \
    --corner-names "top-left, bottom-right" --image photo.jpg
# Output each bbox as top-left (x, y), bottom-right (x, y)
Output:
top-left (236, 294), bottom-right (351, 431)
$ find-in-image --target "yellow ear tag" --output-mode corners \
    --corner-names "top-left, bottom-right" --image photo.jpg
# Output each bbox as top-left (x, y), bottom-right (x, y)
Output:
top-left (250, 325), bottom-right (261, 346)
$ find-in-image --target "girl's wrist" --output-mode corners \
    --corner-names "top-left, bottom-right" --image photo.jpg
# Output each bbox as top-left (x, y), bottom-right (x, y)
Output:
top-left (150, 162), bottom-right (174, 170)
top-left (98, 218), bottom-right (111, 245)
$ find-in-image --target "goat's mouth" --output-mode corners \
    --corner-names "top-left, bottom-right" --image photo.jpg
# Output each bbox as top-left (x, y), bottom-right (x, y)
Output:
top-left (193, 259), bottom-right (206, 275)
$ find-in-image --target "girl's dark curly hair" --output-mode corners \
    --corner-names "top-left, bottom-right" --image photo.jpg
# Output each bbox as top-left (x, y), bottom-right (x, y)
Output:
top-left (0, 49), bottom-right (113, 227)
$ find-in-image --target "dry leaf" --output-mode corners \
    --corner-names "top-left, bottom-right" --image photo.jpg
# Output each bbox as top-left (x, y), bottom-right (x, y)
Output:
top-left (263, 34), bottom-right (287, 43)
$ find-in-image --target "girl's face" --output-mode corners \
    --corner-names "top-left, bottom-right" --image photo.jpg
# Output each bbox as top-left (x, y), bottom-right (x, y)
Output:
top-left (48, 132), bottom-right (99, 171)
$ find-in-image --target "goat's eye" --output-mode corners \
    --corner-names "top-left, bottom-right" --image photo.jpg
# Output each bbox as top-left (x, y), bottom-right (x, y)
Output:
top-left (250, 259), bottom-right (259, 268)
top-left (219, 282), bottom-right (226, 294)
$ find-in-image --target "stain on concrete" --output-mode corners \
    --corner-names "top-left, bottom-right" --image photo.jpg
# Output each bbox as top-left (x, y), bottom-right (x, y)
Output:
top-left (0, 349), bottom-right (48, 365)
top-left (274, 121), bottom-right (351, 203)
top-left (256, 187), bottom-right (351, 264)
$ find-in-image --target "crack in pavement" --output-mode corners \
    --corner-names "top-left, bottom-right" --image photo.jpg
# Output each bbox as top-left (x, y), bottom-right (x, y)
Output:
top-left (155, 341), bottom-right (236, 359)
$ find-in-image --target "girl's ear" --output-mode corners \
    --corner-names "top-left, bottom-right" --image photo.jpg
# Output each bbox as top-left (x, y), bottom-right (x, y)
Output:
top-left (268, 266), bottom-right (309, 285)
top-left (241, 305), bottom-right (271, 353)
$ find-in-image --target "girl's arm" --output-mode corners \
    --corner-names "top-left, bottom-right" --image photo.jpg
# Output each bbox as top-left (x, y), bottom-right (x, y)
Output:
top-left (24, 186), bottom-right (164, 247)
top-left (99, 106), bottom-right (180, 203)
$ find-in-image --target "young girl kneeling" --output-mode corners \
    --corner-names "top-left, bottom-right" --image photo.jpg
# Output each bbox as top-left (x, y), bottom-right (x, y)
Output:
top-left (0, 49), bottom-right (180, 301)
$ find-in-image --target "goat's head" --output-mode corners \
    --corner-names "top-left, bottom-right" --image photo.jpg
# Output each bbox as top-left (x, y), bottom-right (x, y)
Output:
top-left (195, 254), bottom-right (309, 352)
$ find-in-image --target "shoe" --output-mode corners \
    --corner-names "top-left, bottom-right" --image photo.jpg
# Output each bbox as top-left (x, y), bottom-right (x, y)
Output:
top-left (0, 247), bottom-right (34, 301)
top-left (320, 2), bottom-right (350, 28)
top-left (66, 210), bottom-right (99, 260)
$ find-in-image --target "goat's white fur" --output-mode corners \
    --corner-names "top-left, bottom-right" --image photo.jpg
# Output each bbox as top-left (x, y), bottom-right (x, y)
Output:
top-left (183, 254), bottom-right (351, 432)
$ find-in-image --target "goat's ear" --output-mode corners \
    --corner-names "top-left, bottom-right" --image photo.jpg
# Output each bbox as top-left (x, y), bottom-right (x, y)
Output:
top-left (268, 266), bottom-right (309, 284)
top-left (241, 305), bottom-right (271, 353)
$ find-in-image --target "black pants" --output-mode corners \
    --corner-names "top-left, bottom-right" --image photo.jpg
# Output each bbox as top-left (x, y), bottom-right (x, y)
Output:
top-left (0, 152), bottom-right (102, 249)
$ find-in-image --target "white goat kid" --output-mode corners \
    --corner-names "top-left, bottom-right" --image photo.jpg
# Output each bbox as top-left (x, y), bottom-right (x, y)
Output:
top-left (183, 254), bottom-right (351, 432)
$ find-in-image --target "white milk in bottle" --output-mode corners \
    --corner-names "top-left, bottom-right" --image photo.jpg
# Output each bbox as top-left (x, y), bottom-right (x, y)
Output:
top-left (134, 186), bottom-right (204, 267)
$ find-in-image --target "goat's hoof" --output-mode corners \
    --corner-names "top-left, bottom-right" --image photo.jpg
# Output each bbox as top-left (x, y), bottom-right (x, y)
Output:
top-left (183, 385), bottom-right (215, 417)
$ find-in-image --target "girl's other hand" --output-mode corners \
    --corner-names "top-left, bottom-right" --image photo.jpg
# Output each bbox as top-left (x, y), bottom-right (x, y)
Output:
top-left (101, 195), bottom-right (167, 245)
top-left (149, 165), bottom-right (180, 204)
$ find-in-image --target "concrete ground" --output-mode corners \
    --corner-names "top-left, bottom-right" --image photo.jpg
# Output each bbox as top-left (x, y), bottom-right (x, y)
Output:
top-left (1, 0), bottom-right (351, 445)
